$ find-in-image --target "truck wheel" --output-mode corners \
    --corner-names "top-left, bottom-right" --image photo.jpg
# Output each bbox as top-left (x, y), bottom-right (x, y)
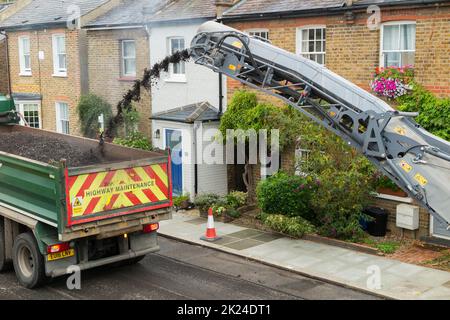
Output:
top-left (0, 218), bottom-right (12, 272)
top-left (12, 232), bottom-right (47, 288)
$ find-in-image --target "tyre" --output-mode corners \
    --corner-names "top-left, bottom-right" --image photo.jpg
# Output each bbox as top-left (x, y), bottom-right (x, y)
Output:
top-left (12, 232), bottom-right (47, 288)
top-left (0, 218), bottom-right (12, 272)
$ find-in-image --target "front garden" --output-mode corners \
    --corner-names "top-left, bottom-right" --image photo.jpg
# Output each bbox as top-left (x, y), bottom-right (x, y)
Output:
top-left (186, 69), bottom-right (449, 257)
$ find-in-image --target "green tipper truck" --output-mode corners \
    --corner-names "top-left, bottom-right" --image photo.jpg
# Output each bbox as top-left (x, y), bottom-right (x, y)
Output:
top-left (0, 96), bottom-right (172, 288)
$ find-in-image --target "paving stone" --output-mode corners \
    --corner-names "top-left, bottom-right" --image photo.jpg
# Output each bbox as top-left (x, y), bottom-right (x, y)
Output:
top-left (385, 262), bottom-right (425, 278)
top-left (334, 267), bottom-right (368, 282)
top-left (419, 286), bottom-right (450, 300)
top-left (185, 217), bottom-right (207, 225)
top-left (227, 229), bottom-right (265, 239)
top-left (210, 235), bottom-right (240, 246)
top-left (251, 232), bottom-right (283, 243)
top-left (309, 260), bottom-right (348, 275)
top-left (223, 239), bottom-right (265, 250)
top-left (285, 255), bottom-right (323, 269)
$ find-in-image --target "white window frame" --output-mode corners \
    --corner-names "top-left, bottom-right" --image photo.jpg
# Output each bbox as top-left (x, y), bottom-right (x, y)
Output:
top-left (18, 36), bottom-right (31, 76)
top-left (296, 25), bottom-right (326, 65)
top-left (55, 102), bottom-right (70, 134)
top-left (379, 21), bottom-right (416, 67)
top-left (166, 37), bottom-right (186, 83)
top-left (121, 40), bottom-right (136, 77)
top-left (15, 101), bottom-right (41, 128)
top-left (245, 28), bottom-right (270, 40)
top-left (52, 34), bottom-right (67, 77)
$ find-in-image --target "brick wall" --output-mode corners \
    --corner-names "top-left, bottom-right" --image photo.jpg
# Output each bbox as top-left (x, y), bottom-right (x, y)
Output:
top-left (86, 28), bottom-right (151, 137)
top-left (226, 4), bottom-right (450, 96)
top-left (372, 197), bottom-right (430, 239)
top-left (0, 39), bottom-right (9, 94)
top-left (8, 28), bottom-right (83, 135)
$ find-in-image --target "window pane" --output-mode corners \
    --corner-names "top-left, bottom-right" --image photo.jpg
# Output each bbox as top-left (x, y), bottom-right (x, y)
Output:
top-left (58, 103), bottom-right (69, 134)
top-left (302, 40), bottom-right (308, 52)
top-left (170, 38), bottom-right (185, 75)
top-left (57, 36), bottom-right (65, 54)
top-left (401, 52), bottom-right (415, 66)
top-left (383, 25), bottom-right (399, 51)
top-left (400, 24), bottom-right (415, 50)
top-left (315, 29), bottom-right (322, 39)
top-left (58, 54), bottom-right (66, 70)
top-left (315, 41), bottom-right (321, 52)
top-left (124, 58), bottom-right (136, 75)
top-left (24, 55), bottom-right (30, 69)
top-left (316, 54), bottom-right (324, 65)
top-left (302, 29), bottom-right (308, 40)
top-left (123, 41), bottom-right (135, 57)
top-left (384, 52), bottom-right (400, 67)
top-left (22, 38), bottom-right (30, 54)
top-left (308, 29), bottom-right (315, 40)
top-left (309, 41), bottom-right (314, 51)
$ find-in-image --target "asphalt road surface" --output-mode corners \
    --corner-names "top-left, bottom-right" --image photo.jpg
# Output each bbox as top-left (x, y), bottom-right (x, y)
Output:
top-left (0, 237), bottom-right (380, 300)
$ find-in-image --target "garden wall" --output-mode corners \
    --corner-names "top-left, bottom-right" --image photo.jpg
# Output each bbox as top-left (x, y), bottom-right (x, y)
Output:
top-left (372, 196), bottom-right (430, 239)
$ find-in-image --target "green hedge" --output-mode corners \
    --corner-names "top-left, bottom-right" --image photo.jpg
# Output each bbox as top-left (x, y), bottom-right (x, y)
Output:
top-left (256, 172), bottom-right (318, 221)
top-left (398, 84), bottom-right (450, 141)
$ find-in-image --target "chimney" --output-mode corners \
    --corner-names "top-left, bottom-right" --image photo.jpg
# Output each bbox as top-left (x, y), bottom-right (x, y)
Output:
top-left (215, 0), bottom-right (235, 19)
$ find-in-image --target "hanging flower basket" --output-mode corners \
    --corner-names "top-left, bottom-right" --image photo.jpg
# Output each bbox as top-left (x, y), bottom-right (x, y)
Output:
top-left (370, 65), bottom-right (414, 100)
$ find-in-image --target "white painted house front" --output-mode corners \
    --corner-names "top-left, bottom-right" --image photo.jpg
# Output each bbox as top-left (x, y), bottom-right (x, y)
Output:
top-left (147, 2), bottom-right (228, 199)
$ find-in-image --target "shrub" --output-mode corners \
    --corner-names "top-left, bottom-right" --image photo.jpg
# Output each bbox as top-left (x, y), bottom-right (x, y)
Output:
top-left (77, 94), bottom-right (113, 138)
top-left (173, 194), bottom-right (190, 208)
top-left (298, 124), bottom-right (378, 241)
top-left (256, 172), bottom-right (318, 220)
top-left (397, 83), bottom-right (450, 141)
top-left (194, 193), bottom-right (226, 213)
top-left (226, 191), bottom-right (247, 209)
top-left (310, 169), bottom-right (374, 241)
top-left (260, 213), bottom-right (316, 238)
top-left (113, 132), bottom-right (153, 151)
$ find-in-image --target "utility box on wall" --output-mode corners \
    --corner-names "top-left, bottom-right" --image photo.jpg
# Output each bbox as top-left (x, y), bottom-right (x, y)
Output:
top-left (396, 204), bottom-right (419, 230)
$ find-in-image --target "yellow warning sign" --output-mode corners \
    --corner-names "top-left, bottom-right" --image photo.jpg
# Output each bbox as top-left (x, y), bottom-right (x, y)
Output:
top-left (414, 173), bottom-right (428, 186)
top-left (394, 127), bottom-right (406, 135)
top-left (72, 196), bottom-right (83, 215)
top-left (399, 160), bottom-right (412, 173)
top-left (231, 41), bottom-right (243, 49)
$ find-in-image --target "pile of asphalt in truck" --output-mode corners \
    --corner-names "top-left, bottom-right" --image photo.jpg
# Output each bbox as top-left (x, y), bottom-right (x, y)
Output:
top-left (0, 130), bottom-right (107, 166)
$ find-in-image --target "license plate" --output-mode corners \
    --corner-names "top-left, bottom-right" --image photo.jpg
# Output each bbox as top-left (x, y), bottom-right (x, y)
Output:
top-left (47, 249), bottom-right (75, 261)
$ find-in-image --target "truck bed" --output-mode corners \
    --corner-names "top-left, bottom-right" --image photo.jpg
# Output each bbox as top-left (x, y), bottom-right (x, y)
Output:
top-left (0, 125), bottom-right (172, 240)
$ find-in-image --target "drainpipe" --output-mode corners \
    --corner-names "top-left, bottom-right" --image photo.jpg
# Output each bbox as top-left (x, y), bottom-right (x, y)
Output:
top-left (0, 31), bottom-right (12, 96)
top-left (193, 121), bottom-right (201, 195)
top-left (218, 72), bottom-right (223, 115)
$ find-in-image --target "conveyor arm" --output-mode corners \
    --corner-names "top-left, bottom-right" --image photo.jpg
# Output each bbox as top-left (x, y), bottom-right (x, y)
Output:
top-left (190, 21), bottom-right (450, 228)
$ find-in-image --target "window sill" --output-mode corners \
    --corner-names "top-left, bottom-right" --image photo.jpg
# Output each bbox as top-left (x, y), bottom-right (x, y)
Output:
top-left (52, 73), bottom-right (67, 78)
top-left (164, 76), bottom-right (187, 83)
top-left (118, 76), bottom-right (137, 82)
top-left (19, 72), bottom-right (32, 77)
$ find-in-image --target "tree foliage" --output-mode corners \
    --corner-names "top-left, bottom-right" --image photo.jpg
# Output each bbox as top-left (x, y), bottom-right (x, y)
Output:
top-left (219, 90), bottom-right (303, 150)
top-left (397, 83), bottom-right (450, 141)
top-left (77, 94), bottom-right (113, 138)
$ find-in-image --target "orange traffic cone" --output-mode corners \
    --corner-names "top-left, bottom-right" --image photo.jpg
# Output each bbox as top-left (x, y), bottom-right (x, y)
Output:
top-left (200, 207), bottom-right (221, 242)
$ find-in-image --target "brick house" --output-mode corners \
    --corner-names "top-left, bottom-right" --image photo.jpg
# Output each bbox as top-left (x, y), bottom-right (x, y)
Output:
top-left (221, 0), bottom-right (450, 241)
top-left (83, 0), bottom-right (170, 137)
top-left (0, 0), bottom-right (122, 135)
